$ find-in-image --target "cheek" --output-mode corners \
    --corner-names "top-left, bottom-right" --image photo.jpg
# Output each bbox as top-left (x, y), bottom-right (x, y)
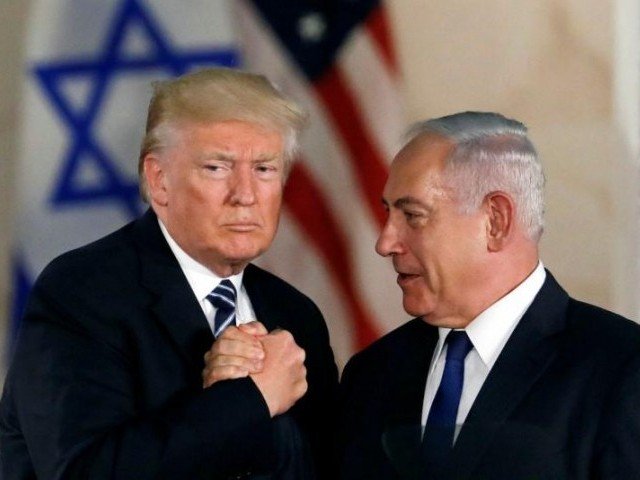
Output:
top-left (406, 229), bottom-right (471, 285)
top-left (269, 188), bottom-right (283, 209)
top-left (262, 187), bottom-right (283, 219)
top-left (405, 230), bottom-right (435, 266)
top-left (438, 222), bottom-right (487, 283)
top-left (455, 218), bottom-right (487, 256)
top-left (185, 179), bottom-right (227, 209)
top-left (166, 172), bottom-right (194, 202)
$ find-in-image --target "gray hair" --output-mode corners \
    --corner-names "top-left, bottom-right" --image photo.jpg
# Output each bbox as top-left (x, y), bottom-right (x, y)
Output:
top-left (406, 111), bottom-right (545, 241)
top-left (138, 67), bottom-right (308, 201)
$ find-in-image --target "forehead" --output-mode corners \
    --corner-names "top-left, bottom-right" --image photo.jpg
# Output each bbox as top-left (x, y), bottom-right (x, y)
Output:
top-left (384, 134), bottom-right (454, 199)
top-left (172, 119), bottom-right (284, 154)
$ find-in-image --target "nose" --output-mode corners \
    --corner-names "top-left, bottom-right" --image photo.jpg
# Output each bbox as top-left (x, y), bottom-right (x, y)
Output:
top-left (228, 166), bottom-right (257, 206)
top-left (375, 215), bottom-right (404, 257)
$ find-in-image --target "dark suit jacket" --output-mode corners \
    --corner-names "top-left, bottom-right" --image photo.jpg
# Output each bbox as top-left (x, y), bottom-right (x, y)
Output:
top-left (338, 272), bottom-right (640, 479)
top-left (0, 209), bottom-right (339, 479)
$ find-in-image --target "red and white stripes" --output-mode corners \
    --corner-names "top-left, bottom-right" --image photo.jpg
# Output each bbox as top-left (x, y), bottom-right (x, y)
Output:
top-left (236, 0), bottom-right (408, 368)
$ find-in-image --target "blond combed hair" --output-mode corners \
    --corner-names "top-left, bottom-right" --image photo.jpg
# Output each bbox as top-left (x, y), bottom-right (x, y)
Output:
top-left (138, 67), bottom-right (308, 201)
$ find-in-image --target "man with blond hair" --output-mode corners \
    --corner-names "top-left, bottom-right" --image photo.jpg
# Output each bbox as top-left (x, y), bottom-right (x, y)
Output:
top-left (0, 68), bottom-right (338, 479)
top-left (338, 111), bottom-right (640, 479)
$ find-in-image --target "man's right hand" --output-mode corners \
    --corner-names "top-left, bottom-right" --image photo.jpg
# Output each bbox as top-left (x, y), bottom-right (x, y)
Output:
top-left (202, 322), bottom-right (267, 388)
top-left (250, 330), bottom-right (308, 417)
top-left (202, 323), bottom-right (308, 417)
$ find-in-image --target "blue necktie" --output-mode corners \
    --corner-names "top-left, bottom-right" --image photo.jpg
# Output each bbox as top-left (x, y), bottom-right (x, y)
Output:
top-left (206, 279), bottom-right (237, 337)
top-left (422, 330), bottom-right (473, 468)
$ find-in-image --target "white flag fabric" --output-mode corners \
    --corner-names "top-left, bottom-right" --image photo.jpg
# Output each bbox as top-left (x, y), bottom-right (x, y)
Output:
top-left (9, 0), bottom-right (408, 369)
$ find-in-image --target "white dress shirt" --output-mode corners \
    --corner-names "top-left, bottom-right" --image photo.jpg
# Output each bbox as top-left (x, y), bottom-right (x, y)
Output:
top-left (158, 220), bottom-right (257, 333)
top-left (421, 262), bottom-right (546, 440)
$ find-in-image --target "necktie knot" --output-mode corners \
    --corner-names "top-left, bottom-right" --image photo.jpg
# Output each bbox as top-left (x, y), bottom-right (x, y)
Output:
top-left (206, 279), bottom-right (237, 337)
top-left (207, 279), bottom-right (236, 309)
top-left (445, 330), bottom-right (473, 363)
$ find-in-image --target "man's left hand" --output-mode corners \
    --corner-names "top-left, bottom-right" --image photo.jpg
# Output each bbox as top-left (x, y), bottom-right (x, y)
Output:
top-left (202, 321), bottom-right (267, 388)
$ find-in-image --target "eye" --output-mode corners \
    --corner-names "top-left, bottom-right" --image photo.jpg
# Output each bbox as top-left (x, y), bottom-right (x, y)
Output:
top-left (403, 210), bottom-right (419, 220)
top-left (203, 162), bottom-right (230, 178)
top-left (254, 163), bottom-right (280, 179)
top-left (403, 209), bottom-right (427, 226)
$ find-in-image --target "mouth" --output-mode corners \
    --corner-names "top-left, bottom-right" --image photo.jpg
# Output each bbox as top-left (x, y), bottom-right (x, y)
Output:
top-left (223, 223), bottom-right (261, 232)
top-left (396, 272), bottom-right (421, 287)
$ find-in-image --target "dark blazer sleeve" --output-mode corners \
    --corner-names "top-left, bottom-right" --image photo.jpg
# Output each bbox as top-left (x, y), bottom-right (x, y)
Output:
top-left (293, 299), bottom-right (340, 479)
top-left (1, 267), bottom-right (274, 479)
top-left (594, 351), bottom-right (640, 478)
top-left (243, 264), bottom-right (340, 479)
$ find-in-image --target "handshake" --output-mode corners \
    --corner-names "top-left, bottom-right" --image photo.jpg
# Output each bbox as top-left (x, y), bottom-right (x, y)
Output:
top-left (202, 322), bottom-right (308, 417)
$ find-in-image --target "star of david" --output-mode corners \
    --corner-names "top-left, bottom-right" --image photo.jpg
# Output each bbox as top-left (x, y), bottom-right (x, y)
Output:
top-left (33, 0), bottom-right (239, 218)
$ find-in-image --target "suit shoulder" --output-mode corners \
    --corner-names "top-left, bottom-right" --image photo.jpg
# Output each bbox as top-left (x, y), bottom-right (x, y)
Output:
top-left (38, 220), bottom-right (137, 285)
top-left (566, 298), bottom-right (640, 350)
top-left (245, 263), bottom-right (320, 311)
top-left (345, 318), bottom-right (429, 370)
top-left (17, 221), bottom-right (143, 360)
top-left (27, 220), bottom-right (141, 332)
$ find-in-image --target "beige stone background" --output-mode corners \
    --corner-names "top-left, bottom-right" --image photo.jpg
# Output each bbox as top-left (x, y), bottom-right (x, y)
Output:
top-left (0, 0), bottom-right (639, 371)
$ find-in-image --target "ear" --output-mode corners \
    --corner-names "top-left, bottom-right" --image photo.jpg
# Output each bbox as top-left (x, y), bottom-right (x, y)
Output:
top-left (143, 154), bottom-right (169, 207)
top-left (483, 191), bottom-right (515, 252)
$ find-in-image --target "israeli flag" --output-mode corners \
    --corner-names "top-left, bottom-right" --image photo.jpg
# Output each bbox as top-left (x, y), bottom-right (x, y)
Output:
top-left (9, 0), bottom-right (239, 350)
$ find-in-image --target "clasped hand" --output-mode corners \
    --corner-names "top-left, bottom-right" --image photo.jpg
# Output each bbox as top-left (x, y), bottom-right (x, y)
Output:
top-left (202, 322), bottom-right (308, 417)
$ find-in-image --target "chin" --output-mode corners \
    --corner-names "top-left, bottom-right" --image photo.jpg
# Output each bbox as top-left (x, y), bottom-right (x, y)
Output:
top-left (224, 252), bottom-right (259, 266)
top-left (401, 291), bottom-right (434, 315)
top-left (402, 303), bottom-right (430, 319)
top-left (420, 315), bottom-right (444, 326)
top-left (225, 246), bottom-right (266, 264)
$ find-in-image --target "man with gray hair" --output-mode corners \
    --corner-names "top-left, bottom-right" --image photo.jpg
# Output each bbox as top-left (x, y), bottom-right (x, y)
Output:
top-left (338, 111), bottom-right (640, 479)
top-left (0, 68), bottom-right (338, 479)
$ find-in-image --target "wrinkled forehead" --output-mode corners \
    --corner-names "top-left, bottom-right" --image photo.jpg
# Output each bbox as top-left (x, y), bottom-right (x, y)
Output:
top-left (395, 132), bottom-right (454, 165)
top-left (384, 134), bottom-right (454, 197)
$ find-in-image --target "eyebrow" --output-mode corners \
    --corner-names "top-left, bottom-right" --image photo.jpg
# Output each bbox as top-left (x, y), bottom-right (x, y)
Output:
top-left (199, 152), bottom-right (280, 163)
top-left (382, 196), bottom-right (431, 210)
top-left (252, 155), bottom-right (280, 163)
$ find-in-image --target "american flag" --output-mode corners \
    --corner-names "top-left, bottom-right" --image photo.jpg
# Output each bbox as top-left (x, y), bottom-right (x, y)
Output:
top-left (8, 0), bottom-right (407, 370)
top-left (237, 0), bottom-right (407, 366)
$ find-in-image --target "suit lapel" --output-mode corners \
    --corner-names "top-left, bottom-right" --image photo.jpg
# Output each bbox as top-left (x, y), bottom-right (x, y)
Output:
top-left (393, 319), bottom-right (439, 425)
top-left (135, 210), bottom-right (214, 374)
top-left (242, 264), bottom-right (282, 332)
top-left (447, 272), bottom-right (569, 479)
top-left (383, 320), bottom-right (439, 478)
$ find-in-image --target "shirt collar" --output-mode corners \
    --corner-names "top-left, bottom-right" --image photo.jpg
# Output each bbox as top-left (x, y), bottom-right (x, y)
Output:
top-left (158, 219), bottom-right (244, 302)
top-left (437, 261), bottom-right (546, 368)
